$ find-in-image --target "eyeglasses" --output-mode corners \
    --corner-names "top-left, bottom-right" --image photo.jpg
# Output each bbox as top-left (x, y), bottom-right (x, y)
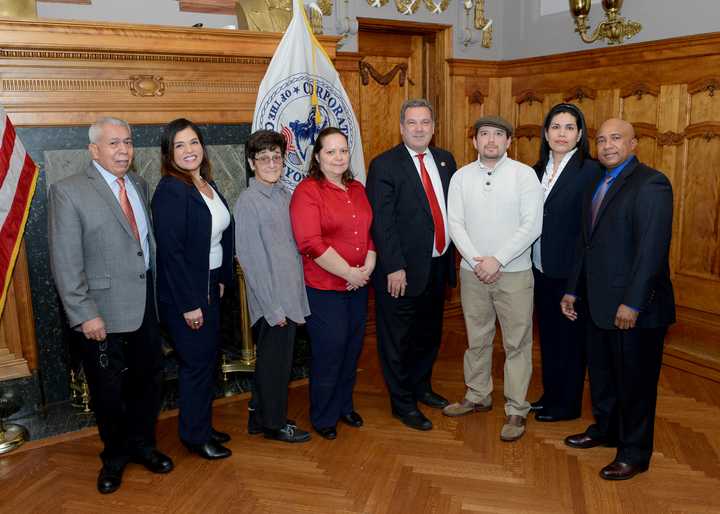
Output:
top-left (254, 154), bottom-right (283, 164)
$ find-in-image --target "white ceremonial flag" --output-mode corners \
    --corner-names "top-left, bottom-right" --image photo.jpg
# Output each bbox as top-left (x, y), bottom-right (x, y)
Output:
top-left (252, 0), bottom-right (365, 191)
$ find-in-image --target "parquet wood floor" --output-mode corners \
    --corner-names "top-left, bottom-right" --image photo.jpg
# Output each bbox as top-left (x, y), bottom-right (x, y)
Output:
top-left (2, 316), bottom-right (720, 513)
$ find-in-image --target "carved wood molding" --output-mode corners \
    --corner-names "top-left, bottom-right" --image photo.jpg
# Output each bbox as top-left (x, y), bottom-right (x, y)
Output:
top-left (0, 77), bottom-right (259, 95)
top-left (130, 75), bottom-right (165, 97)
top-left (469, 89), bottom-right (485, 105)
top-left (359, 61), bottom-right (409, 87)
top-left (688, 77), bottom-right (720, 97)
top-left (620, 82), bottom-right (660, 100)
top-left (39, 0), bottom-right (90, 4)
top-left (0, 47), bottom-right (270, 65)
top-left (514, 125), bottom-right (542, 139)
top-left (515, 90), bottom-right (544, 105)
top-left (685, 122), bottom-right (720, 140)
top-left (657, 131), bottom-right (686, 146)
top-left (179, 0), bottom-right (236, 15)
top-left (562, 86), bottom-right (597, 102)
top-left (632, 122), bottom-right (659, 139)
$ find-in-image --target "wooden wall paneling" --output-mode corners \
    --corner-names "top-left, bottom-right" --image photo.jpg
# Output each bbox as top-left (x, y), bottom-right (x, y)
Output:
top-left (465, 86), bottom-right (485, 165)
top-left (334, 52), bottom-right (362, 129)
top-left (688, 78), bottom-right (720, 123)
top-left (0, 243), bottom-right (34, 380)
top-left (358, 55), bottom-right (409, 162)
top-left (0, 19), bottom-right (339, 126)
top-left (657, 84), bottom-right (688, 279)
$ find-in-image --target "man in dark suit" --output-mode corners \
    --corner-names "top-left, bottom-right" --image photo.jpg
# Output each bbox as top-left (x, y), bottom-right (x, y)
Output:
top-left (366, 98), bottom-right (457, 431)
top-left (561, 118), bottom-right (675, 480)
top-left (49, 117), bottom-right (173, 494)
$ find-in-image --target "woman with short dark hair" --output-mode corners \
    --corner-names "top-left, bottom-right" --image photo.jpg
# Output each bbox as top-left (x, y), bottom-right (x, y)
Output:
top-left (234, 129), bottom-right (311, 443)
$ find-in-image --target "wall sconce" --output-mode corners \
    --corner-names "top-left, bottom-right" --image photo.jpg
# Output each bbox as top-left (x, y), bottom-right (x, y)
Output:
top-left (569, 0), bottom-right (642, 45)
top-left (336, 0), bottom-right (358, 48)
top-left (462, 0), bottom-right (492, 49)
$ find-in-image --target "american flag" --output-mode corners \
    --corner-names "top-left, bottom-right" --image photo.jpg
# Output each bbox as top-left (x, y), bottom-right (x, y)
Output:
top-left (0, 108), bottom-right (39, 317)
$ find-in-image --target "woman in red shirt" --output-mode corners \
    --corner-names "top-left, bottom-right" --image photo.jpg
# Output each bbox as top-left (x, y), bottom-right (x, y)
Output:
top-left (290, 127), bottom-right (376, 440)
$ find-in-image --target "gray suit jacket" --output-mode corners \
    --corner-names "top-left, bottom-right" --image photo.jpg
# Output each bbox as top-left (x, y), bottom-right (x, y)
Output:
top-left (48, 163), bottom-right (156, 333)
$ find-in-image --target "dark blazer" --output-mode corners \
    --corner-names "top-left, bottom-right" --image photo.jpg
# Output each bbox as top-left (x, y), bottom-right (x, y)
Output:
top-left (534, 152), bottom-right (603, 279)
top-left (366, 144), bottom-right (457, 296)
top-left (48, 164), bottom-right (156, 333)
top-left (566, 157), bottom-right (675, 330)
top-left (151, 175), bottom-right (234, 315)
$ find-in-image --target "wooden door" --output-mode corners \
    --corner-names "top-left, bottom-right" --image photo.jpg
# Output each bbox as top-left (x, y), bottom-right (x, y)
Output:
top-left (355, 19), bottom-right (451, 164)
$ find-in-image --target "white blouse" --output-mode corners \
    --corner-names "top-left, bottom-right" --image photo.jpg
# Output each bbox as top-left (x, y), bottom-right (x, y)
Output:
top-left (200, 188), bottom-right (231, 270)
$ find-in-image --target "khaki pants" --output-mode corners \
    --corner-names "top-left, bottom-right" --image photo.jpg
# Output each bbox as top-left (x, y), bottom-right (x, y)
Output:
top-left (460, 268), bottom-right (534, 417)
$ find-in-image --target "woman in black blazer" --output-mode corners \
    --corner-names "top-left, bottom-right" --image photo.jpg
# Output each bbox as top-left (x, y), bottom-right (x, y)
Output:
top-left (531, 103), bottom-right (602, 422)
top-left (152, 118), bottom-right (234, 459)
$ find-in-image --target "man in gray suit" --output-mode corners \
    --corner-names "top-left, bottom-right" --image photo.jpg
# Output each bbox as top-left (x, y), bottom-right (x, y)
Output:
top-left (48, 117), bottom-right (173, 494)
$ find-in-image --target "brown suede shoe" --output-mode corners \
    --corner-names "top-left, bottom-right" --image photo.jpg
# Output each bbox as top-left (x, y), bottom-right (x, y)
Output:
top-left (442, 398), bottom-right (492, 417)
top-left (500, 415), bottom-right (526, 442)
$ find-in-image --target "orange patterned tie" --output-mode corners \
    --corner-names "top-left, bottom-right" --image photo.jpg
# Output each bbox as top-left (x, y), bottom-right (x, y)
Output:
top-left (116, 177), bottom-right (140, 241)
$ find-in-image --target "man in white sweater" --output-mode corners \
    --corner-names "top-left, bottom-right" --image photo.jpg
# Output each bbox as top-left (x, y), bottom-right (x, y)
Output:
top-left (443, 115), bottom-right (543, 442)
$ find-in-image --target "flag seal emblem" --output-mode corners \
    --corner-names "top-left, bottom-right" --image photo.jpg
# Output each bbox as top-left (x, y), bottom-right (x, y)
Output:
top-left (256, 72), bottom-right (358, 190)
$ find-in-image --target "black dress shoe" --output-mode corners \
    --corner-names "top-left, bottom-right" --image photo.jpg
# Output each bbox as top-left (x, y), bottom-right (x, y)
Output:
top-left (182, 440), bottom-right (232, 460)
top-left (248, 410), bottom-right (297, 435)
top-left (211, 428), bottom-right (231, 443)
top-left (564, 432), bottom-right (610, 449)
top-left (535, 412), bottom-right (580, 422)
top-left (97, 465), bottom-right (124, 494)
top-left (417, 391), bottom-right (449, 409)
top-left (314, 426), bottom-right (337, 440)
top-left (394, 409), bottom-right (433, 431)
top-left (131, 449), bottom-right (174, 474)
top-left (529, 399), bottom-right (544, 412)
top-left (600, 460), bottom-right (649, 481)
top-left (264, 424), bottom-right (311, 443)
top-left (339, 411), bottom-right (364, 427)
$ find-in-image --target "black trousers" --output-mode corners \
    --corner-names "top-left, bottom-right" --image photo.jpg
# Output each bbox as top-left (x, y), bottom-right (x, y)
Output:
top-left (160, 268), bottom-right (221, 445)
top-left (375, 257), bottom-right (446, 414)
top-left (251, 318), bottom-right (296, 431)
top-left (533, 267), bottom-right (586, 418)
top-left (585, 321), bottom-right (666, 466)
top-left (306, 286), bottom-right (367, 429)
top-left (79, 273), bottom-right (163, 468)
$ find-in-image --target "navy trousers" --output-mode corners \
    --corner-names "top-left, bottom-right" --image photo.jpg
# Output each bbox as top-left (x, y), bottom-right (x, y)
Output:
top-left (585, 322), bottom-right (666, 466)
top-left (160, 268), bottom-right (221, 445)
top-left (306, 286), bottom-right (368, 429)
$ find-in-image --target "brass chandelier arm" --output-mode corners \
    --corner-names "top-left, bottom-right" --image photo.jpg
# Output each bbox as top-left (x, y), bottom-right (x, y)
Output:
top-left (575, 15), bottom-right (642, 45)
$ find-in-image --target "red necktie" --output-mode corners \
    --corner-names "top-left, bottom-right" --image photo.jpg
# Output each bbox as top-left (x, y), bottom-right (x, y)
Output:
top-left (417, 153), bottom-right (446, 253)
top-left (117, 177), bottom-right (140, 241)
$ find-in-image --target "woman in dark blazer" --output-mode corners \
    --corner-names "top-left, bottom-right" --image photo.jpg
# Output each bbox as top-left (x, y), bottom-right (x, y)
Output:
top-left (531, 103), bottom-right (602, 422)
top-left (152, 118), bottom-right (234, 459)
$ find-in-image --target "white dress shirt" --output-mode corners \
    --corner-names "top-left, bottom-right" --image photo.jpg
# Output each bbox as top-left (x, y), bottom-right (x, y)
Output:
top-left (404, 145), bottom-right (450, 257)
top-left (93, 161), bottom-right (150, 270)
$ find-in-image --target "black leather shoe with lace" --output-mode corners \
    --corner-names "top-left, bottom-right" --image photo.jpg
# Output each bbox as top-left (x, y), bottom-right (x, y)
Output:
top-left (263, 424), bottom-right (311, 443)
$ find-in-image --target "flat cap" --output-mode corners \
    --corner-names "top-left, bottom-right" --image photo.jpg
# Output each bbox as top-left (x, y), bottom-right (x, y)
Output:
top-left (473, 115), bottom-right (513, 137)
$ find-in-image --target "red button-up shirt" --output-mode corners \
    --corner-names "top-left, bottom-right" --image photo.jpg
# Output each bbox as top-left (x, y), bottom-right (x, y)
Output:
top-left (290, 177), bottom-right (375, 291)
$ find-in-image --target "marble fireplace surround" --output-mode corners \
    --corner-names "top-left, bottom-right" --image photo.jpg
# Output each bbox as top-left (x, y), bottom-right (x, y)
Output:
top-left (0, 18), bottom-right (338, 439)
